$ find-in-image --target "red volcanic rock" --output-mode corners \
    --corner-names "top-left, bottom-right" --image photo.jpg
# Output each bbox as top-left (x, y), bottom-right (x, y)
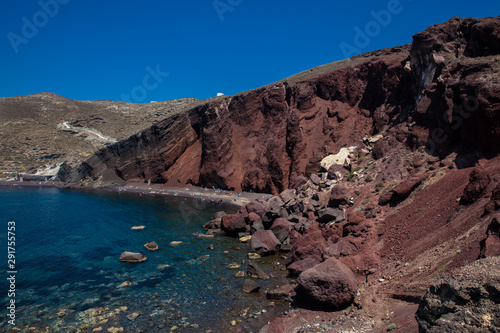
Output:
top-left (287, 257), bottom-right (319, 277)
top-left (242, 279), bottom-right (260, 293)
top-left (327, 165), bottom-right (348, 180)
top-left (290, 223), bottom-right (327, 262)
top-left (460, 168), bottom-right (491, 205)
top-left (480, 216), bottom-right (500, 258)
top-left (245, 200), bottom-right (268, 218)
top-left (266, 283), bottom-right (295, 300)
top-left (346, 211), bottom-right (366, 224)
top-left (379, 174), bottom-right (427, 205)
top-left (296, 257), bottom-right (358, 309)
top-left (221, 213), bottom-right (247, 236)
top-left (250, 230), bottom-right (280, 255)
top-left (372, 140), bottom-right (390, 160)
top-left (323, 237), bottom-right (361, 260)
top-left (291, 175), bottom-right (308, 190)
top-left (329, 185), bottom-right (350, 206)
top-left (270, 218), bottom-right (292, 243)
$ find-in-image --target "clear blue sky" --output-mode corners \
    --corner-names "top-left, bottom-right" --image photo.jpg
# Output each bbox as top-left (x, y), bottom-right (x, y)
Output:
top-left (1, 0), bottom-right (498, 102)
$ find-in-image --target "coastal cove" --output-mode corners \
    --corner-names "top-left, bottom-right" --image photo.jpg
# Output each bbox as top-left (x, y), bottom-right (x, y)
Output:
top-left (0, 186), bottom-right (289, 332)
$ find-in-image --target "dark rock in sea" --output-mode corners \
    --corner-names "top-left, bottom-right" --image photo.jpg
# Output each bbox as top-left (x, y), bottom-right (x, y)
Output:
top-left (266, 284), bottom-right (295, 300)
top-left (144, 241), bottom-right (159, 251)
top-left (119, 251), bottom-right (147, 263)
top-left (242, 279), bottom-right (261, 293)
top-left (416, 256), bottom-right (500, 332)
top-left (287, 257), bottom-right (319, 277)
top-left (296, 257), bottom-right (358, 309)
top-left (250, 230), bottom-right (280, 255)
top-left (203, 218), bottom-right (221, 230)
top-left (247, 262), bottom-right (270, 279)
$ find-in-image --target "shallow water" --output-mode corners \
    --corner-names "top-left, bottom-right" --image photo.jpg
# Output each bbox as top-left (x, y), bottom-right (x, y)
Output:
top-left (0, 186), bottom-right (287, 332)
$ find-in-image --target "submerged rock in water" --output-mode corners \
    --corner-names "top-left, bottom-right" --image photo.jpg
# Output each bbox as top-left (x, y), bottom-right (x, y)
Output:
top-left (169, 241), bottom-right (183, 247)
top-left (131, 226), bottom-right (145, 230)
top-left (242, 279), bottom-right (261, 293)
top-left (119, 251), bottom-right (147, 263)
top-left (144, 241), bottom-right (159, 251)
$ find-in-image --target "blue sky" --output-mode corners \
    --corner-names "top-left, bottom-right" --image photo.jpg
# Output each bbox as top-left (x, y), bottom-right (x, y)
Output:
top-left (1, 0), bottom-right (498, 102)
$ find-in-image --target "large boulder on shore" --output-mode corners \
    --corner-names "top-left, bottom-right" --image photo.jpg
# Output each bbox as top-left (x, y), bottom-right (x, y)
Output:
top-left (416, 256), bottom-right (500, 332)
top-left (221, 213), bottom-right (247, 236)
top-left (119, 252), bottom-right (147, 263)
top-left (296, 257), bottom-right (358, 309)
top-left (250, 230), bottom-right (280, 255)
top-left (287, 257), bottom-right (319, 277)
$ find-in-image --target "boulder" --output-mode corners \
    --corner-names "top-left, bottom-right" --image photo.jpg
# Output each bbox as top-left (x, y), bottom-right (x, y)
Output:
top-left (250, 230), bottom-right (281, 255)
top-left (245, 201), bottom-right (268, 218)
top-left (287, 257), bottom-right (319, 277)
top-left (327, 164), bottom-right (348, 180)
top-left (221, 213), bottom-right (247, 236)
top-left (479, 216), bottom-right (500, 258)
top-left (296, 257), bottom-right (358, 309)
top-left (460, 168), bottom-right (491, 205)
top-left (290, 223), bottom-right (327, 262)
top-left (317, 207), bottom-right (345, 223)
top-left (372, 140), bottom-right (389, 160)
top-left (320, 148), bottom-right (351, 170)
top-left (144, 241), bottom-right (159, 251)
top-left (266, 284), bottom-right (295, 300)
top-left (379, 175), bottom-right (426, 206)
top-left (247, 262), bottom-right (270, 279)
top-left (323, 237), bottom-right (360, 260)
top-left (270, 218), bottom-right (292, 243)
top-left (203, 218), bottom-right (221, 230)
top-left (310, 173), bottom-right (321, 186)
top-left (119, 252), bottom-right (147, 263)
top-left (416, 256), bottom-right (500, 332)
top-left (291, 175), bottom-right (308, 190)
top-left (280, 189), bottom-right (297, 205)
top-left (329, 185), bottom-right (350, 206)
top-left (242, 279), bottom-right (261, 293)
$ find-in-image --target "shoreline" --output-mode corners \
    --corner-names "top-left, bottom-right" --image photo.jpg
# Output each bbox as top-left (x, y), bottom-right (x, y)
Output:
top-left (0, 179), bottom-right (272, 207)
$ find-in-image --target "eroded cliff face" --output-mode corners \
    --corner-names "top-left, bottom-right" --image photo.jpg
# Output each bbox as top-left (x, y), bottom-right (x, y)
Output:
top-left (72, 16), bottom-right (500, 193)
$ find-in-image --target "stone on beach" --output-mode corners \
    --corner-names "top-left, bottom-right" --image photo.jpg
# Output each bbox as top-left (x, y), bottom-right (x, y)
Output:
top-left (119, 251), bottom-right (147, 263)
top-left (296, 257), bottom-right (358, 309)
top-left (144, 241), bottom-right (159, 251)
top-left (250, 230), bottom-right (280, 255)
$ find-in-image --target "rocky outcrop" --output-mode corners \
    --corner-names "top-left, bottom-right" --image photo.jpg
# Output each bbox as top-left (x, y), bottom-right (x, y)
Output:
top-left (416, 256), bottom-right (500, 332)
top-left (119, 252), bottom-right (147, 263)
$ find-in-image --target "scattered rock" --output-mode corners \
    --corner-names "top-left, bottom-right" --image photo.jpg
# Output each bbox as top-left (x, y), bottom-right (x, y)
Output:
top-left (296, 257), bottom-right (358, 309)
top-left (117, 281), bottom-right (131, 288)
top-left (290, 223), bottom-right (327, 262)
top-left (280, 189), bottom-right (297, 204)
top-left (131, 226), bottom-right (145, 230)
top-left (291, 175), bottom-right (308, 190)
top-left (227, 263), bottom-right (241, 269)
top-left (416, 256), bottom-right (500, 332)
top-left (310, 173), bottom-right (321, 186)
top-left (169, 241), bottom-right (183, 247)
top-left (248, 252), bottom-right (262, 260)
top-left (242, 279), bottom-right (261, 293)
top-left (317, 207), bottom-right (345, 223)
top-left (127, 312), bottom-right (141, 320)
top-left (144, 241), bottom-right (158, 251)
top-left (287, 257), bottom-right (319, 277)
top-left (239, 235), bottom-right (252, 243)
top-left (250, 230), bottom-right (281, 255)
top-left (247, 262), bottom-right (270, 279)
top-left (329, 185), bottom-right (350, 206)
top-left (266, 284), bottom-right (295, 300)
top-left (327, 165), bottom-right (348, 180)
top-left (119, 252), bottom-right (147, 263)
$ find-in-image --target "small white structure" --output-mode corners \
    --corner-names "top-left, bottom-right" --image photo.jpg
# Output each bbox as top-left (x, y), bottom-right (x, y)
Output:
top-left (216, 92), bottom-right (224, 97)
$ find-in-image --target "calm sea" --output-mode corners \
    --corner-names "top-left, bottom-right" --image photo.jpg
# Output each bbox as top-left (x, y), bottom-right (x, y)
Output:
top-left (0, 186), bottom-right (285, 332)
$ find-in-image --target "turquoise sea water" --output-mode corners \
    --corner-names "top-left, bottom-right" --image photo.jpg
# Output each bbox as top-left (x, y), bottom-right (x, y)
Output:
top-left (0, 186), bottom-right (285, 332)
